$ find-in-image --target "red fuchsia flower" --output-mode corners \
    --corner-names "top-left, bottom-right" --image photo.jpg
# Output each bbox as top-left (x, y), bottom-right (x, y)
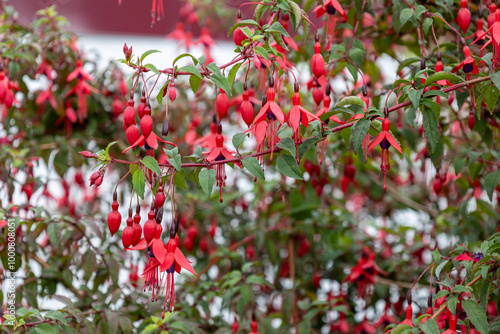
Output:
top-left (400, 294), bottom-right (414, 327)
top-left (287, 82), bottom-right (320, 161)
top-left (368, 116), bottom-right (402, 191)
top-left (344, 247), bottom-right (387, 299)
top-left (66, 60), bottom-right (99, 123)
top-left (316, 84), bottom-right (343, 125)
top-left (374, 302), bottom-right (399, 329)
top-left (489, 4), bottom-right (497, 28)
top-left (36, 60), bottom-right (54, 80)
top-left (457, 0), bottom-right (471, 34)
top-left (122, 116), bottom-right (176, 153)
top-left (247, 77), bottom-right (285, 161)
top-left (196, 27), bottom-right (215, 48)
top-left (129, 264), bottom-right (139, 288)
top-left (238, 84), bottom-right (256, 127)
top-left (433, 58), bottom-right (452, 105)
top-left (313, 0), bottom-right (347, 42)
top-left (231, 316), bottom-right (239, 333)
top-left (330, 313), bottom-right (350, 333)
top-left (311, 35), bottom-right (325, 79)
top-left (204, 124), bottom-right (242, 203)
top-left (193, 118), bottom-right (218, 149)
top-left (354, 316), bottom-right (375, 334)
top-left (167, 22), bottom-right (185, 41)
top-left (442, 315), bottom-right (458, 334)
top-left (35, 85), bottom-right (58, 111)
top-left (472, 10), bottom-right (500, 68)
top-left (158, 221), bottom-right (197, 317)
top-left (249, 320), bottom-right (260, 334)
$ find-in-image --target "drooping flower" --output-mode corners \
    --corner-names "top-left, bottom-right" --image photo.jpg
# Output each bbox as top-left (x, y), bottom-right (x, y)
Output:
top-left (471, 11), bottom-right (500, 68)
top-left (287, 82), bottom-right (320, 161)
top-left (457, 0), bottom-right (471, 34)
top-left (204, 124), bottom-right (242, 203)
top-left (247, 77), bottom-right (285, 161)
top-left (313, 0), bottom-right (347, 43)
top-left (344, 247), bottom-right (387, 299)
top-left (368, 116), bottom-right (402, 191)
top-left (66, 60), bottom-right (99, 123)
top-left (158, 221), bottom-right (197, 318)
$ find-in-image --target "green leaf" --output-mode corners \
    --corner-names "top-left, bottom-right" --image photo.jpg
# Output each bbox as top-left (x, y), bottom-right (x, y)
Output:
top-left (255, 46), bottom-right (269, 61)
top-left (453, 157), bottom-right (466, 175)
top-left (132, 169), bottom-right (145, 199)
top-left (484, 171), bottom-right (500, 201)
top-left (267, 22), bottom-right (290, 38)
top-left (482, 83), bottom-right (499, 115)
top-left (391, 324), bottom-right (413, 334)
top-left (242, 157), bottom-right (265, 180)
top-left (276, 154), bottom-right (303, 179)
top-left (431, 249), bottom-right (441, 265)
top-left (406, 107), bottom-right (417, 128)
top-left (232, 133), bottom-right (247, 149)
top-left (424, 72), bottom-right (464, 86)
top-left (352, 118), bottom-right (370, 154)
top-left (44, 311), bottom-right (68, 325)
top-left (199, 169), bottom-right (216, 197)
top-left (288, 0), bottom-right (302, 31)
top-left (172, 53), bottom-right (198, 66)
top-left (407, 88), bottom-right (422, 108)
top-left (189, 75), bottom-right (202, 94)
top-left (298, 137), bottom-right (320, 161)
top-left (447, 294), bottom-right (458, 315)
top-left (174, 169), bottom-right (187, 190)
top-left (277, 137), bottom-right (297, 160)
top-left (35, 323), bottom-right (57, 334)
top-left (227, 19), bottom-right (260, 36)
top-left (420, 318), bottom-right (439, 334)
top-left (422, 107), bottom-right (439, 152)
top-left (141, 156), bottom-right (162, 175)
top-left (140, 49), bottom-right (161, 62)
top-left (423, 17), bottom-right (433, 34)
top-left (179, 65), bottom-right (201, 79)
top-left (490, 70), bottom-right (500, 91)
top-left (228, 62), bottom-right (242, 86)
top-left (400, 8), bottom-right (413, 27)
top-left (156, 80), bottom-right (170, 105)
top-left (336, 96), bottom-right (366, 108)
top-left (433, 289), bottom-right (450, 301)
top-left (462, 299), bottom-right (489, 334)
top-left (144, 63), bottom-right (160, 76)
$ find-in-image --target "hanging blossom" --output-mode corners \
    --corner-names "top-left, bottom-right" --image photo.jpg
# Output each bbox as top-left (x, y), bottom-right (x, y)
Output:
top-left (472, 10), bottom-right (500, 68)
top-left (204, 124), bottom-right (241, 203)
top-left (128, 218), bottom-right (197, 318)
top-left (313, 0), bottom-right (347, 44)
top-left (344, 247), bottom-right (387, 299)
top-left (287, 82), bottom-right (320, 161)
top-left (368, 115), bottom-right (402, 191)
top-left (246, 76), bottom-right (285, 162)
top-left (66, 60), bottom-right (99, 123)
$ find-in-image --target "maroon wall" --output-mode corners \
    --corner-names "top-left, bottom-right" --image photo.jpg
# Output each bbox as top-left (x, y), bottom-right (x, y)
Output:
top-left (13, 0), bottom-right (183, 35)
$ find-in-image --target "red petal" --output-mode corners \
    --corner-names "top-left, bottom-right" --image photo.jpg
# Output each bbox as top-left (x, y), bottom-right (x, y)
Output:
top-left (152, 240), bottom-right (167, 264)
top-left (454, 254), bottom-right (473, 261)
top-left (270, 102), bottom-right (285, 124)
top-left (255, 121), bottom-right (268, 145)
top-left (122, 135), bottom-right (144, 153)
top-left (206, 148), bottom-right (222, 161)
top-left (146, 132), bottom-right (158, 150)
top-left (288, 107), bottom-right (301, 132)
top-left (160, 254), bottom-right (175, 271)
top-left (386, 133), bottom-right (403, 154)
top-left (329, 0), bottom-right (347, 20)
top-left (175, 248), bottom-right (198, 275)
top-left (126, 238), bottom-right (148, 250)
top-left (367, 133), bottom-right (385, 152)
top-left (251, 103), bottom-right (270, 126)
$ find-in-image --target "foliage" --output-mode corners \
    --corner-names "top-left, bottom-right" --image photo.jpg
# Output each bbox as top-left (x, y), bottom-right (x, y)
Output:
top-left (1, 0), bottom-right (500, 333)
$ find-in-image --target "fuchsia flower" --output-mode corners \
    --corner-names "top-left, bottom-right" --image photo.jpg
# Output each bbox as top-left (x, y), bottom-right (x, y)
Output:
top-left (472, 10), bottom-right (500, 68)
top-left (35, 85), bottom-right (58, 110)
top-left (247, 77), bottom-right (285, 161)
top-left (66, 60), bottom-right (99, 123)
top-left (313, 0), bottom-right (347, 43)
top-left (287, 82), bottom-right (320, 161)
top-left (128, 219), bottom-right (196, 318)
top-left (354, 316), bottom-right (375, 334)
top-left (204, 124), bottom-right (241, 203)
top-left (344, 247), bottom-right (387, 299)
top-left (442, 315), bottom-right (458, 334)
top-left (368, 117), bottom-right (402, 191)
